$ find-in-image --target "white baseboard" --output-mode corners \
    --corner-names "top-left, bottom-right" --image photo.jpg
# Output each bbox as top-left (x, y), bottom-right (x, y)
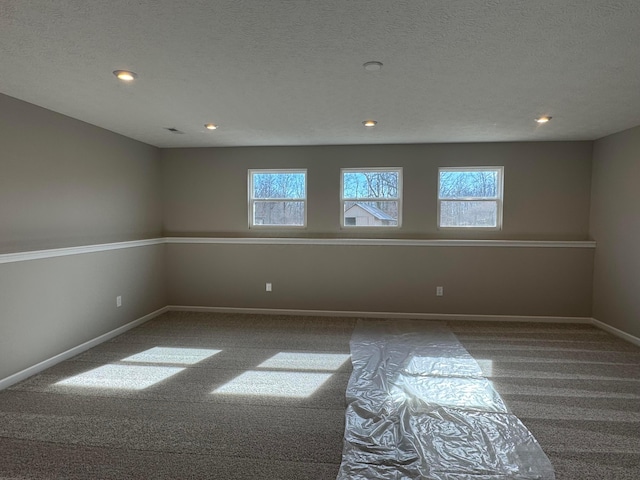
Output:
top-left (0, 306), bottom-right (169, 391)
top-left (591, 317), bottom-right (640, 347)
top-left (167, 305), bottom-right (592, 324)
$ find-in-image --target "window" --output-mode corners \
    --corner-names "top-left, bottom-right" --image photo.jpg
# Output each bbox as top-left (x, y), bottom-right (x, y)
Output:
top-left (249, 169), bottom-right (306, 227)
top-left (438, 167), bottom-right (504, 229)
top-left (341, 168), bottom-right (402, 227)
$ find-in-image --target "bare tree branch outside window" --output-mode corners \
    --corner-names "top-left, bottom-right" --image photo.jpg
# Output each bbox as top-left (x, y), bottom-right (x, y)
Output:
top-left (342, 169), bottom-right (401, 227)
top-left (438, 168), bottom-right (503, 228)
top-left (250, 171), bottom-right (306, 226)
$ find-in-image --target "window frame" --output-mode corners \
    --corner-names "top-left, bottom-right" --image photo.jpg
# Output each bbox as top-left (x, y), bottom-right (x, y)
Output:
top-left (437, 166), bottom-right (504, 230)
top-left (248, 169), bottom-right (307, 229)
top-left (340, 167), bottom-right (403, 229)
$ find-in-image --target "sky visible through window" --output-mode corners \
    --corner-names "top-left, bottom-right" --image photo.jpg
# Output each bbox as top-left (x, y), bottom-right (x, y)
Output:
top-left (343, 171), bottom-right (399, 199)
top-left (438, 168), bottom-right (502, 228)
top-left (439, 170), bottom-right (498, 199)
top-left (342, 170), bottom-right (400, 227)
top-left (251, 171), bottom-right (306, 226)
top-left (252, 172), bottom-right (305, 199)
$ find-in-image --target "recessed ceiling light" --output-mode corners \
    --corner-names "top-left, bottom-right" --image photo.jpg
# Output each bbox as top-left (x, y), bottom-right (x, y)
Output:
top-left (204, 123), bottom-right (218, 130)
top-left (362, 120), bottom-right (377, 127)
top-left (535, 116), bottom-right (552, 124)
top-left (363, 61), bottom-right (383, 71)
top-left (113, 70), bottom-right (137, 81)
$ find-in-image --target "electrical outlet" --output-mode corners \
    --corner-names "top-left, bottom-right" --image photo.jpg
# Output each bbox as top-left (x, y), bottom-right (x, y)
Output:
top-left (116, 295), bottom-right (122, 307)
top-left (436, 286), bottom-right (444, 297)
top-left (265, 283), bottom-right (272, 292)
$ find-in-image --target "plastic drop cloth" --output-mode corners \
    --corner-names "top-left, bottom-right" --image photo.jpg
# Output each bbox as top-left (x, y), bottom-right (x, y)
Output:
top-left (336, 320), bottom-right (555, 480)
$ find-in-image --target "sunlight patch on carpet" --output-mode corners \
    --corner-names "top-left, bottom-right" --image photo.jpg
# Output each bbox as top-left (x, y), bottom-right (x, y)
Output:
top-left (56, 365), bottom-right (184, 390)
top-left (212, 371), bottom-right (332, 398)
top-left (256, 352), bottom-right (350, 371)
top-left (122, 347), bottom-right (221, 365)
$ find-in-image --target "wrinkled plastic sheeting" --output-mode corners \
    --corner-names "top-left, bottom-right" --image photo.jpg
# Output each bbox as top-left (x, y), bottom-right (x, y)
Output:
top-left (337, 320), bottom-right (555, 480)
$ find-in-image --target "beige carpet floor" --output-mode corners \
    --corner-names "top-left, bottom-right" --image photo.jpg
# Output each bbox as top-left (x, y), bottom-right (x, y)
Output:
top-left (0, 311), bottom-right (638, 479)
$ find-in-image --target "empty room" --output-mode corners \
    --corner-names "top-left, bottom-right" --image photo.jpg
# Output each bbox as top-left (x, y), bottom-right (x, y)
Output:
top-left (1, 1), bottom-right (639, 479)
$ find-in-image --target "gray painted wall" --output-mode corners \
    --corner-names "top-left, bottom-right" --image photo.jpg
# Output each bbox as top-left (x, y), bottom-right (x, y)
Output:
top-left (161, 143), bottom-right (593, 239)
top-left (162, 143), bottom-right (594, 316)
top-left (0, 246), bottom-right (166, 380)
top-left (0, 93), bottom-right (161, 254)
top-left (167, 243), bottom-right (593, 317)
top-left (590, 126), bottom-right (640, 338)
top-left (0, 94), bottom-right (166, 381)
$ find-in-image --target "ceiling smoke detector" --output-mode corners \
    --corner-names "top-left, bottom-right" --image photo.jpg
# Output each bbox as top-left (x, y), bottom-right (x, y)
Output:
top-left (363, 61), bottom-right (383, 71)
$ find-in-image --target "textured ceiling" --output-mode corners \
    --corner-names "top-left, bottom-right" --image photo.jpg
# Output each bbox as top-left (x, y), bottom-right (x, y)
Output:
top-left (1, 1), bottom-right (640, 147)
